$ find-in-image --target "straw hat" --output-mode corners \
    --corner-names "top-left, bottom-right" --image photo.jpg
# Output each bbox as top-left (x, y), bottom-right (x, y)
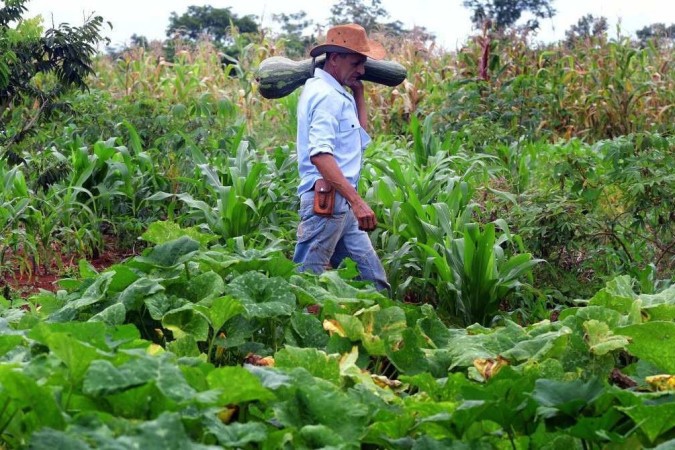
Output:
top-left (309, 24), bottom-right (386, 60)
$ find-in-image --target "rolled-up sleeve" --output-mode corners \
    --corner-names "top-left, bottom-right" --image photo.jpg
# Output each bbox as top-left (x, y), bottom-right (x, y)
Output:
top-left (308, 100), bottom-right (338, 157)
top-left (308, 99), bottom-right (338, 157)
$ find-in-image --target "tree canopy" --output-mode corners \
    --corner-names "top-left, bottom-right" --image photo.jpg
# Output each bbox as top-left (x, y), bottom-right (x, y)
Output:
top-left (564, 14), bottom-right (608, 46)
top-left (462, 0), bottom-right (556, 31)
top-left (329, 0), bottom-right (434, 42)
top-left (0, 0), bottom-right (108, 159)
top-left (166, 5), bottom-right (258, 45)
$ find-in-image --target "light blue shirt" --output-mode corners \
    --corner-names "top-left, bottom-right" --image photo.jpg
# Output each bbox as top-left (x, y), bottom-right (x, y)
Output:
top-left (296, 68), bottom-right (371, 197)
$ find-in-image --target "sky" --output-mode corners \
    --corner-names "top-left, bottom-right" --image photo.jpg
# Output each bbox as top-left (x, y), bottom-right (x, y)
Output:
top-left (25, 0), bottom-right (674, 51)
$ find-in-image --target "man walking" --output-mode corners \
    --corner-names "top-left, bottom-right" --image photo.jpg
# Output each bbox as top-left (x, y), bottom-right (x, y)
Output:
top-left (293, 23), bottom-right (390, 292)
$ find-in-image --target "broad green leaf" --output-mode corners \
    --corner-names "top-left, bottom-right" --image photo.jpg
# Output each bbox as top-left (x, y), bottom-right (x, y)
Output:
top-left (47, 272), bottom-right (114, 322)
top-left (588, 275), bottom-right (638, 317)
top-left (641, 285), bottom-right (675, 321)
top-left (616, 322), bottom-right (675, 373)
top-left (532, 378), bottom-right (605, 417)
top-left (106, 265), bottom-right (141, 293)
top-left (618, 395), bottom-right (675, 443)
top-left (116, 412), bottom-right (216, 449)
top-left (89, 302), bottom-right (127, 325)
top-left (207, 366), bottom-right (274, 404)
top-left (162, 304), bottom-right (210, 341)
top-left (274, 374), bottom-right (369, 443)
top-left (46, 332), bottom-right (107, 383)
top-left (83, 359), bottom-right (155, 396)
top-left (83, 355), bottom-right (196, 403)
top-left (225, 272), bottom-right (296, 319)
top-left (386, 328), bottom-right (429, 375)
top-left (29, 429), bottom-right (90, 450)
top-left (0, 366), bottom-right (66, 430)
top-left (119, 278), bottom-right (164, 310)
top-left (166, 335), bottom-right (202, 358)
top-left (0, 335), bottom-right (23, 357)
top-left (136, 236), bottom-right (200, 268)
top-left (284, 311), bottom-right (329, 348)
top-left (245, 365), bottom-right (293, 390)
top-left (142, 220), bottom-right (217, 246)
top-left (299, 424), bottom-right (344, 447)
top-left (144, 294), bottom-right (188, 320)
top-left (203, 416), bottom-right (267, 447)
top-left (207, 295), bottom-right (245, 332)
top-left (186, 271), bottom-right (225, 304)
top-left (275, 346), bottom-right (340, 384)
top-left (583, 319), bottom-right (630, 355)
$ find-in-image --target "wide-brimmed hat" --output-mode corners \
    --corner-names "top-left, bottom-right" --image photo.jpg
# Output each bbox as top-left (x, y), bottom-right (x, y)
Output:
top-left (309, 24), bottom-right (386, 60)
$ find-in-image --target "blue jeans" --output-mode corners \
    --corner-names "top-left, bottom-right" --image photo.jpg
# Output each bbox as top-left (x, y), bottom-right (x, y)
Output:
top-left (293, 192), bottom-right (390, 293)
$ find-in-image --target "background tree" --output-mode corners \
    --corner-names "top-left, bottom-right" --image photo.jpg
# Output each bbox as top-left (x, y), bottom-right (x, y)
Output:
top-left (0, 0), bottom-right (108, 161)
top-left (329, 0), bottom-right (435, 43)
top-left (462, 0), bottom-right (556, 31)
top-left (564, 14), bottom-right (608, 47)
top-left (130, 33), bottom-right (149, 49)
top-left (166, 5), bottom-right (257, 44)
top-left (272, 11), bottom-right (313, 58)
top-left (636, 22), bottom-right (675, 46)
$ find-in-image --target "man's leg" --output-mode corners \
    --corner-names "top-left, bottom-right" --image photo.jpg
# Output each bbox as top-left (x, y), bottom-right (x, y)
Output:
top-left (335, 210), bottom-right (390, 293)
top-left (293, 204), bottom-right (347, 274)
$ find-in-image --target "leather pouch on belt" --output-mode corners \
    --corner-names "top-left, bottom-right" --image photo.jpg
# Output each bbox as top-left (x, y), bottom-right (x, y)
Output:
top-left (313, 178), bottom-right (335, 216)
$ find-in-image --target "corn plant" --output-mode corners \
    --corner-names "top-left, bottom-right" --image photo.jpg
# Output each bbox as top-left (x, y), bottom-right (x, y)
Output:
top-left (420, 221), bottom-right (542, 326)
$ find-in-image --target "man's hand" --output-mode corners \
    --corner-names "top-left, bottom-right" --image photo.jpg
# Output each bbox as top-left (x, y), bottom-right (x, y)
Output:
top-left (347, 79), bottom-right (364, 95)
top-left (351, 198), bottom-right (377, 231)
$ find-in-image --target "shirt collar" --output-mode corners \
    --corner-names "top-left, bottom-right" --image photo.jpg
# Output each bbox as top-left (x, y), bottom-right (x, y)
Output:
top-left (314, 68), bottom-right (349, 96)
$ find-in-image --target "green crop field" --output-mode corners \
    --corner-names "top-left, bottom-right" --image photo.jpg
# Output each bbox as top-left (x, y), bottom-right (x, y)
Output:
top-left (0, 2), bottom-right (673, 448)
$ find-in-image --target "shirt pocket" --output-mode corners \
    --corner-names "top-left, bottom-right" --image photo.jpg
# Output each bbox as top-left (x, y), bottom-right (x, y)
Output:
top-left (338, 117), bottom-right (359, 133)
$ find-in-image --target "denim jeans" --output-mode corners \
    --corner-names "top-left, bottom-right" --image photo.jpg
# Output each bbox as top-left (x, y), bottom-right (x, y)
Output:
top-left (293, 192), bottom-right (390, 293)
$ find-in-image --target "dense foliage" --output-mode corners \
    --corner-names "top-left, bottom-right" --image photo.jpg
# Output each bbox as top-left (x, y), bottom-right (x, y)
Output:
top-left (0, 0), bottom-right (107, 162)
top-left (0, 7), bottom-right (673, 449)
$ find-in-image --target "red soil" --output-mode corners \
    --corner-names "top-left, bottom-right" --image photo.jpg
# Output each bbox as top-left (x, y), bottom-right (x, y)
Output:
top-left (0, 237), bottom-right (137, 298)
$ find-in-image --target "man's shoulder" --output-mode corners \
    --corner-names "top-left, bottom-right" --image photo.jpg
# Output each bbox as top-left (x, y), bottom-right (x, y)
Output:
top-left (303, 75), bottom-right (336, 99)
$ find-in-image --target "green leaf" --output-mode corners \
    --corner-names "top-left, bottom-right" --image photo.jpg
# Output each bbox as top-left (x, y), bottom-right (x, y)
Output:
top-left (162, 303), bottom-right (210, 341)
top-left (386, 328), bottom-right (429, 375)
top-left (285, 311), bottom-right (329, 348)
top-left (106, 265), bottom-right (141, 293)
top-left (142, 220), bottom-right (217, 246)
top-left (185, 271), bottom-right (225, 303)
top-left (584, 319), bottom-right (630, 356)
top-left (166, 335), bottom-right (202, 358)
top-left (203, 416), bottom-right (267, 447)
top-left (299, 424), bottom-right (344, 447)
top-left (89, 302), bottom-right (127, 325)
top-left (136, 236), bottom-right (200, 268)
top-left (618, 394), bottom-right (675, 444)
top-left (208, 295), bottom-right (245, 332)
top-left (29, 429), bottom-right (90, 450)
top-left (275, 346), bottom-right (340, 384)
top-left (47, 272), bottom-right (114, 322)
top-left (616, 322), bottom-right (675, 373)
top-left (274, 374), bottom-right (369, 444)
top-left (0, 366), bottom-right (66, 430)
top-left (119, 278), bottom-right (164, 310)
top-left (83, 354), bottom-right (196, 403)
top-left (589, 275), bottom-right (638, 316)
top-left (532, 378), bottom-right (605, 417)
top-left (225, 272), bottom-right (296, 318)
top-left (144, 294), bottom-right (187, 320)
top-left (0, 335), bottom-right (23, 357)
top-left (641, 285), bottom-right (675, 321)
top-left (207, 366), bottom-right (274, 404)
top-left (118, 412), bottom-right (211, 449)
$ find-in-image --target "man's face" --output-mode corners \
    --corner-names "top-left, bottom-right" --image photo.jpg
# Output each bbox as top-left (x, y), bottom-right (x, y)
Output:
top-left (330, 53), bottom-right (367, 86)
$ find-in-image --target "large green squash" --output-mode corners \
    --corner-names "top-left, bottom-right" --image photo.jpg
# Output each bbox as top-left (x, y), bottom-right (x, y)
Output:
top-left (256, 55), bottom-right (406, 99)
